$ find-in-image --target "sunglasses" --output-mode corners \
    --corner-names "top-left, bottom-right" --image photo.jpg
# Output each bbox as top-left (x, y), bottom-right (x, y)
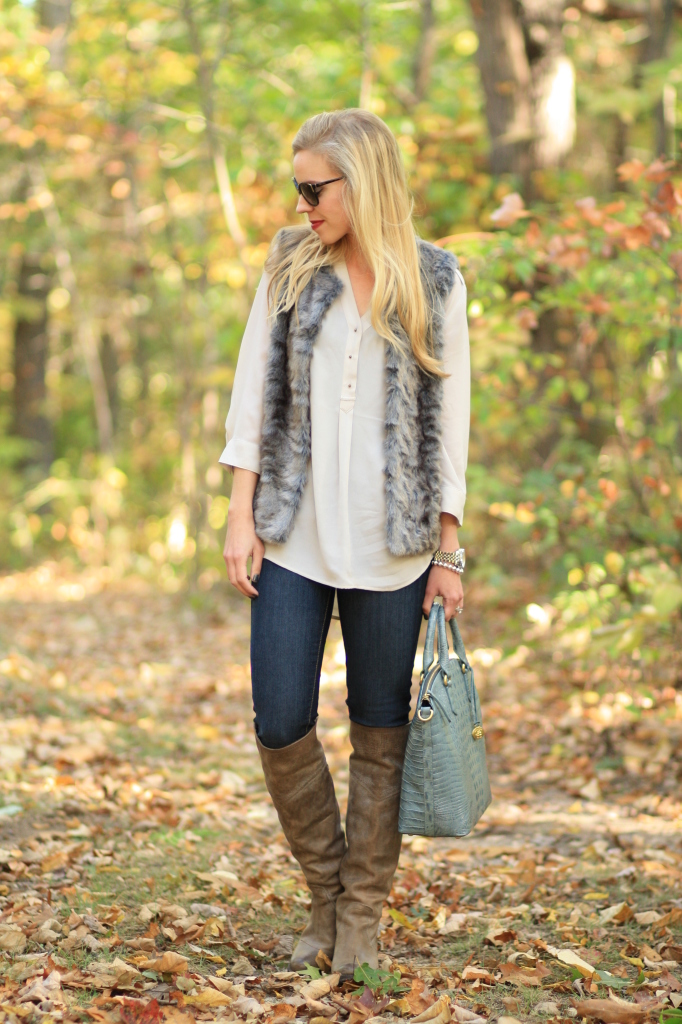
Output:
top-left (292, 176), bottom-right (344, 207)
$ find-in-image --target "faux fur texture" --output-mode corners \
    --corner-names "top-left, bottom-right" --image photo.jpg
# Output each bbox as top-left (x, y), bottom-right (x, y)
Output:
top-left (253, 230), bottom-right (458, 556)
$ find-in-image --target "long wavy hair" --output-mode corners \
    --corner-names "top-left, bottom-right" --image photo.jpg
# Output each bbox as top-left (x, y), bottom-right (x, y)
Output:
top-left (265, 109), bottom-right (442, 375)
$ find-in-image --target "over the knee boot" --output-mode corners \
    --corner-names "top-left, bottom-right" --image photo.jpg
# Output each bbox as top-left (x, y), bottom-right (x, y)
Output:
top-left (256, 726), bottom-right (347, 970)
top-left (332, 722), bottom-right (409, 977)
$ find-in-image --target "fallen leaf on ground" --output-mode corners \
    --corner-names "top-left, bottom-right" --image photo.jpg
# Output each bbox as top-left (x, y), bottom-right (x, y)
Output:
top-left (451, 1007), bottom-right (486, 1024)
top-left (88, 958), bottom-right (142, 988)
top-left (182, 989), bottom-right (233, 1007)
top-left (461, 967), bottom-right (494, 984)
top-left (304, 998), bottom-right (336, 1018)
top-left (0, 928), bottom-right (27, 953)
top-left (546, 945), bottom-right (596, 977)
top-left (232, 994), bottom-right (267, 1016)
top-left (405, 979), bottom-right (434, 1015)
top-left (498, 962), bottom-right (550, 987)
top-left (573, 998), bottom-right (644, 1024)
top-left (599, 902), bottom-right (634, 924)
top-left (411, 996), bottom-right (451, 1024)
top-left (209, 976), bottom-right (238, 994)
top-left (438, 913), bottom-right (467, 935)
top-left (136, 952), bottom-right (189, 973)
top-left (118, 998), bottom-right (164, 1024)
top-left (271, 1004), bottom-right (296, 1020)
top-left (634, 910), bottom-right (661, 925)
top-left (485, 925), bottom-right (517, 946)
top-left (301, 979), bottom-right (331, 1000)
top-left (161, 1009), bottom-right (194, 1024)
top-left (18, 970), bottom-right (64, 1004)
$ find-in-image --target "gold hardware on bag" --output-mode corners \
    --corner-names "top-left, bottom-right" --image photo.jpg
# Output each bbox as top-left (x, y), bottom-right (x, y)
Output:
top-left (461, 663), bottom-right (466, 673)
top-left (442, 673), bottom-right (449, 686)
top-left (472, 726), bottom-right (484, 740)
top-left (418, 705), bottom-right (434, 722)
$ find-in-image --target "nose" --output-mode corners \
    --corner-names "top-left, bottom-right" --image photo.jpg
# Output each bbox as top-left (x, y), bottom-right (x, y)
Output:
top-left (296, 194), bottom-right (315, 215)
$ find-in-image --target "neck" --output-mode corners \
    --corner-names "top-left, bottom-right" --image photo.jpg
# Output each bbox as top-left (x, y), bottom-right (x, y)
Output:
top-left (344, 234), bottom-right (372, 276)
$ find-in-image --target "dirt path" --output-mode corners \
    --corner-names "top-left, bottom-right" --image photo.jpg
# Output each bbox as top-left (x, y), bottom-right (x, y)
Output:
top-left (0, 564), bottom-right (680, 1023)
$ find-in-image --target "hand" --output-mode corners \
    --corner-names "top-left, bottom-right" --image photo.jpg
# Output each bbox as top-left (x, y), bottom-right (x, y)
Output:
top-left (422, 565), bottom-right (464, 621)
top-left (223, 507), bottom-right (264, 599)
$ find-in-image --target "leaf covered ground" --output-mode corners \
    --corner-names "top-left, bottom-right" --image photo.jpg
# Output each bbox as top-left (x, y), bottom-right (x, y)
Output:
top-left (0, 564), bottom-right (680, 1024)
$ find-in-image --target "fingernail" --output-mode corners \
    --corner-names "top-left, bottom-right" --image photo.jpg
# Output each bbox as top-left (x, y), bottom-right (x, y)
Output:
top-left (422, 612), bottom-right (428, 621)
top-left (252, 573), bottom-right (260, 585)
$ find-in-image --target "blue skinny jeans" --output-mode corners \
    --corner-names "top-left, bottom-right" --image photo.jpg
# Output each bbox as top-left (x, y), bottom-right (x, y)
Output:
top-left (250, 558), bottom-right (429, 749)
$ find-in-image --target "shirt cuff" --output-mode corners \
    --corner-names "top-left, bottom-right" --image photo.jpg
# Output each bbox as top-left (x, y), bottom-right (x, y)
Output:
top-left (218, 438), bottom-right (261, 474)
top-left (441, 484), bottom-right (466, 527)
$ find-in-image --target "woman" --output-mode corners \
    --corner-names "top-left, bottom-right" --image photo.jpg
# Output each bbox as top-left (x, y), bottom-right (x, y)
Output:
top-left (220, 109), bottom-right (469, 976)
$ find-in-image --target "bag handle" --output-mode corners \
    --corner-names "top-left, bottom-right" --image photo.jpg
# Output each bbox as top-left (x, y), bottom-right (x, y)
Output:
top-left (420, 605), bottom-right (484, 738)
top-left (422, 603), bottom-right (450, 679)
top-left (448, 616), bottom-right (471, 672)
top-left (447, 615), bottom-right (484, 738)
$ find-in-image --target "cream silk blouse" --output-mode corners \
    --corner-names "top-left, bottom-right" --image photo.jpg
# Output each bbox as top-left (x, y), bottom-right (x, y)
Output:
top-left (219, 260), bottom-right (470, 591)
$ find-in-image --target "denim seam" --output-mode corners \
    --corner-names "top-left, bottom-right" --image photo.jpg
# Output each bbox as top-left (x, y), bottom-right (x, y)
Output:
top-left (307, 589), bottom-right (333, 729)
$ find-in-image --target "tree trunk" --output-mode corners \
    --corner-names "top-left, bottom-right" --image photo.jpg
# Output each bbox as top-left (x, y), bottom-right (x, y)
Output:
top-left (469, 0), bottom-right (575, 185)
top-left (469, 0), bottom-right (533, 178)
top-left (13, 256), bottom-right (53, 471)
top-left (101, 332), bottom-right (119, 434)
top-left (38, 0), bottom-right (71, 71)
top-left (639, 0), bottom-right (674, 157)
top-left (413, 0), bottom-right (437, 104)
top-left (11, 0), bottom-right (73, 471)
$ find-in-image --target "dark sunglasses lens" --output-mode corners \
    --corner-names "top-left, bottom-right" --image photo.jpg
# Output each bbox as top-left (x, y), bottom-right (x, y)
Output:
top-left (301, 183), bottom-right (319, 206)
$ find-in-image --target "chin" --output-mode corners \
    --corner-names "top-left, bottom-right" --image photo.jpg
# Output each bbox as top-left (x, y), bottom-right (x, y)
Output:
top-left (314, 226), bottom-right (341, 246)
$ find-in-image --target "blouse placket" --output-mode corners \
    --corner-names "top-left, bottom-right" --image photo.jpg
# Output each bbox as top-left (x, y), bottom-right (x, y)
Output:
top-left (336, 263), bottom-right (364, 579)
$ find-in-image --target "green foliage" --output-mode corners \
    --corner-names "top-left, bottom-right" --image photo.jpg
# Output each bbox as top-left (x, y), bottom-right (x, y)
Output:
top-left (454, 168), bottom-right (682, 666)
top-left (0, 0), bottom-right (680, 677)
top-left (352, 963), bottom-right (405, 997)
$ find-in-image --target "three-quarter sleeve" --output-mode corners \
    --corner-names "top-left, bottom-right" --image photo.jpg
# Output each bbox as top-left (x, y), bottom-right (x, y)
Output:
top-left (219, 272), bottom-right (272, 474)
top-left (439, 268), bottom-right (470, 525)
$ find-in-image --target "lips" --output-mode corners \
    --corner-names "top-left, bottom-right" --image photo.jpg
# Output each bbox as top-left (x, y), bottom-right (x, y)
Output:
top-left (310, 220), bottom-right (324, 230)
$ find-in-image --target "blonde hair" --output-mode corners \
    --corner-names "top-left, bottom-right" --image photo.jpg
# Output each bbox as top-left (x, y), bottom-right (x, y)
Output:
top-left (266, 109), bottom-right (442, 375)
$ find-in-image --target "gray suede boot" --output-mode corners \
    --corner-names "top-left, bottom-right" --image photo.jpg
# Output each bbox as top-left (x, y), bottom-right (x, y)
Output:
top-left (256, 726), bottom-right (347, 970)
top-left (332, 722), bottom-right (409, 978)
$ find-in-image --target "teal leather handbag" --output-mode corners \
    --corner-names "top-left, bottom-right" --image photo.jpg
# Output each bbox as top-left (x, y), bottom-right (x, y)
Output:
top-left (399, 603), bottom-right (492, 837)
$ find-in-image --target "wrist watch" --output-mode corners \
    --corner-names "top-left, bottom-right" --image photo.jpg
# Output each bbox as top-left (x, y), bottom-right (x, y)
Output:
top-left (431, 547), bottom-right (465, 574)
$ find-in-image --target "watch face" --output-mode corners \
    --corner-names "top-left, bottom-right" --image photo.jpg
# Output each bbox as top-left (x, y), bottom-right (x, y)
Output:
top-left (456, 549), bottom-right (466, 570)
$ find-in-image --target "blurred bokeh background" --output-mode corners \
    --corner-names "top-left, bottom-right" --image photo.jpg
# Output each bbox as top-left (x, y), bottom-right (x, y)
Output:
top-left (0, 0), bottom-right (681, 685)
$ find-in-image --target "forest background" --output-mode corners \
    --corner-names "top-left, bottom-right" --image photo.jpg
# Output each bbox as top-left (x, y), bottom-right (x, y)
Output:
top-left (1, 0), bottom-right (681, 686)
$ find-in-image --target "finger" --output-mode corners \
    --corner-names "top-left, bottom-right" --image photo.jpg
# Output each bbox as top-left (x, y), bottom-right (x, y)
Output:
top-left (236, 560), bottom-right (258, 598)
top-left (422, 589), bottom-right (435, 618)
top-left (250, 544), bottom-right (264, 590)
top-left (226, 555), bottom-right (239, 590)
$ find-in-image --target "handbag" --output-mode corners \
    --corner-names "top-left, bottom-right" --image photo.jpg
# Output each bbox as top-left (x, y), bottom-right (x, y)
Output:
top-left (399, 602), bottom-right (492, 837)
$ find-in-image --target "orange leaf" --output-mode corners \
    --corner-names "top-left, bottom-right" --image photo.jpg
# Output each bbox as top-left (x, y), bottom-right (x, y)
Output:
top-left (573, 999), bottom-right (644, 1024)
top-left (119, 999), bottom-right (164, 1024)
top-left (136, 952), bottom-right (188, 974)
top-left (616, 159), bottom-right (646, 182)
top-left (498, 963), bottom-right (550, 987)
top-left (461, 967), bottom-right (495, 985)
top-left (644, 158), bottom-right (674, 182)
top-left (271, 1005), bottom-right (296, 1021)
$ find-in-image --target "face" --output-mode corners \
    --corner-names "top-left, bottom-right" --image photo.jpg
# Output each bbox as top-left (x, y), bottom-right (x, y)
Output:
top-left (293, 149), bottom-right (351, 246)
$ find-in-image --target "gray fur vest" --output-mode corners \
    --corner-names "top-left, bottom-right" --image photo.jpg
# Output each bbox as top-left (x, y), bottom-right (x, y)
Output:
top-left (253, 236), bottom-right (458, 557)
